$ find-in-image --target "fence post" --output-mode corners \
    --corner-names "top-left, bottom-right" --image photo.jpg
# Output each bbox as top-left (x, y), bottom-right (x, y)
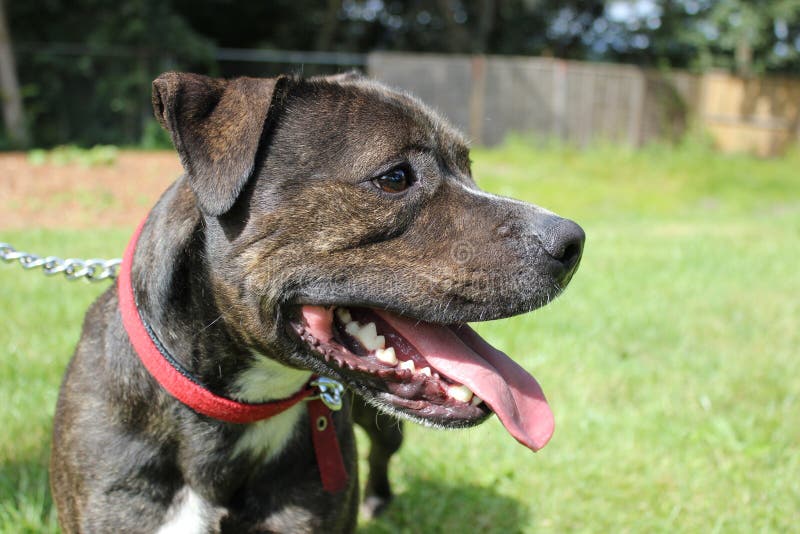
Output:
top-left (628, 69), bottom-right (646, 146)
top-left (552, 59), bottom-right (568, 141)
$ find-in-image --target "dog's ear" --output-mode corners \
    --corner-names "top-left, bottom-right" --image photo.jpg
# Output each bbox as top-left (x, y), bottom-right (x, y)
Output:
top-left (152, 72), bottom-right (287, 216)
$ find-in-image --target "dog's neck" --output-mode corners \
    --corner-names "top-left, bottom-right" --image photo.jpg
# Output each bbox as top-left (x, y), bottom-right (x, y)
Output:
top-left (130, 179), bottom-right (306, 404)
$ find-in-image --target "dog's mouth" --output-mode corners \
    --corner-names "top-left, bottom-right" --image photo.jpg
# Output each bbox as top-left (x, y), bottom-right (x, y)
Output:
top-left (288, 305), bottom-right (554, 452)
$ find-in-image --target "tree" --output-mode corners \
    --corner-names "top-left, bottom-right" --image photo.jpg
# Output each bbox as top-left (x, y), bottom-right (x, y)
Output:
top-left (0, 0), bottom-right (29, 148)
top-left (605, 0), bottom-right (800, 75)
top-left (7, 0), bottom-right (800, 148)
top-left (7, 0), bottom-right (213, 147)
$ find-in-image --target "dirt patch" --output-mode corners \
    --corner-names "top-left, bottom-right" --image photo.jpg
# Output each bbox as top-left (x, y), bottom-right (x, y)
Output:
top-left (0, 151), bottom-right (182, 230)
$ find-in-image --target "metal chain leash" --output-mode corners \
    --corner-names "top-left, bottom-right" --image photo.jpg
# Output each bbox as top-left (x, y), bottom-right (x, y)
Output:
top-left (0, 242), bottom-right (121, 282)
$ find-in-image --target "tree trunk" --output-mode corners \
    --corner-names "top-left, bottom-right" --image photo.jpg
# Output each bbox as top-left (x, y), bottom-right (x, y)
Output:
top-left (735, 39), bottom-right (753, 77)
top-left (0, 0), bottom-right (29, 148)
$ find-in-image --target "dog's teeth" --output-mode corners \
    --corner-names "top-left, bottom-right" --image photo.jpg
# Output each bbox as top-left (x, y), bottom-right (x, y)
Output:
top-left (471, 394), bottom-right (483, 406)
top-left (345, 321), bottom-right (361, 337)
top-left (361, 322), bottom-right (377, 338)
top-left (336, 308), bottom-right (352, 324)
top-left (398, 360), bottom-right (415, 373)
top-left (375, 347), bottom-right (398, 366)
top-left (351, 322), bottom-right (386, 351)
top-left (448, 384), bottom-right (474, 403)
top-left (419, 366), bottom-right (432, 377)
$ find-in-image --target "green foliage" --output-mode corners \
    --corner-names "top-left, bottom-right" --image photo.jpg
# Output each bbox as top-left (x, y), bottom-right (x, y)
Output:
top-left (140, 119), bottom-right (174, 150)
top-left (1, 144), bottom-right (799, 532)
top-left (7, 1), bottom-right (800, 147)
top-left (8, 0), bottom-right (213, 148)
top-left (698, 0), bottom-right (800, 73)
top-left (27, 145), bottom-right (118, 167)
top-left (611, 0), bottom-right (800, 74)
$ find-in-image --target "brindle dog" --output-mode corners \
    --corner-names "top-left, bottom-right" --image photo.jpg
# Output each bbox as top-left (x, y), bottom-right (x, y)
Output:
top-left (50, 72), bottom-right (584, 533)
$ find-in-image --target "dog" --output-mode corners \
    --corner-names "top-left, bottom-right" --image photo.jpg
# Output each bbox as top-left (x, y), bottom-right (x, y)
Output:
top-left (49, 71), bottom-right (584, 532)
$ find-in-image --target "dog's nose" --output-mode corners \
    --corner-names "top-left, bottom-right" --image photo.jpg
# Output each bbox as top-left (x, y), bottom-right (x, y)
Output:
top-left (541, 218), bottom-right (585, 282)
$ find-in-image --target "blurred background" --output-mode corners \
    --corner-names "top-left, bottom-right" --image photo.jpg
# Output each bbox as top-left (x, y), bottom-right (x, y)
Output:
top-left (1, 1), bottom-right (798, 533)
top-left (2, 0), bottom-right (800, 155)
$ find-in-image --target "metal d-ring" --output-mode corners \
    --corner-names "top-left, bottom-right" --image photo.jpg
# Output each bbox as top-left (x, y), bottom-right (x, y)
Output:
top-left (308, 377), bottom-right (345, 411)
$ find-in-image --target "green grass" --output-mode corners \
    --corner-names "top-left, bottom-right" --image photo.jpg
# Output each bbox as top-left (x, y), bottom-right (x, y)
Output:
top-left (2, 140), bottom-right (799, 532)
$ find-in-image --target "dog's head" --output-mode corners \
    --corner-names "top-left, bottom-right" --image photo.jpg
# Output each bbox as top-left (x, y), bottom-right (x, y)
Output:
top-left (152, 72), bottom-right (584, 451)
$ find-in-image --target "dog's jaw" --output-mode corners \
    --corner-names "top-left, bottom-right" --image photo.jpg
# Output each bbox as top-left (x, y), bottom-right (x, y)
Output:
top-left (284, 304), bottom-right (554, 452)
top-left (288, 306), bottom-right (489, 418)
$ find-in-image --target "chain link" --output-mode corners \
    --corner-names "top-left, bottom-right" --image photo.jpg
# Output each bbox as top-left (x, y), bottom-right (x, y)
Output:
top-left (0, 242), bottom-right (121, 282)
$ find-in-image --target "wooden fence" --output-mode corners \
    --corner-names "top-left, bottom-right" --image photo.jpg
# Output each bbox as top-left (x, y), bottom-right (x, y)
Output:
top-left (698, 72), bottom-right (800, 156)
top-left (367, 52), bottom-right (800, 156)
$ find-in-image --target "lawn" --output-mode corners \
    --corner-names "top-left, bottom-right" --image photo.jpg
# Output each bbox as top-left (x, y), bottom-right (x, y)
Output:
top-left (1, 138), bottom-right (798, 532)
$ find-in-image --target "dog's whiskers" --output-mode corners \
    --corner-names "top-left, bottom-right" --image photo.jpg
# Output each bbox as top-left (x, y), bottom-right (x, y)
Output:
top-left (198, 314), bottom-right (224, 334)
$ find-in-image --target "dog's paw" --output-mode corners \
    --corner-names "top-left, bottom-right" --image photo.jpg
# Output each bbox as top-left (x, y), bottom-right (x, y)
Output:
top-left (360, 494), bottom-right (392, 520)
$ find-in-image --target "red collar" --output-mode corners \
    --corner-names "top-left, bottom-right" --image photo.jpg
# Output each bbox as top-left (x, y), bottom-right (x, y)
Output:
top-left (117, 218), bottom-right (347, 493)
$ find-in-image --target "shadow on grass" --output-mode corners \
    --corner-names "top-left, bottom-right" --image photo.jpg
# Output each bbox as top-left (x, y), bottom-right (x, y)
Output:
top-left (2, 449), bottom-right (528, 533)
top-left (358, 475), bottom-right (530, 534)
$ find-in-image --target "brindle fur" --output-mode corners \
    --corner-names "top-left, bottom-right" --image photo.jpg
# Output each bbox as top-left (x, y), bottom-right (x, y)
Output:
top-left (51, 72), bottom-right (583, 532)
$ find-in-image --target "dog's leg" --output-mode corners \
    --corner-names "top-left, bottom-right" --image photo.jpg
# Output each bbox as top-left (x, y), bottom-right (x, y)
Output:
top-left (352, 396), bottom-right (403, 519)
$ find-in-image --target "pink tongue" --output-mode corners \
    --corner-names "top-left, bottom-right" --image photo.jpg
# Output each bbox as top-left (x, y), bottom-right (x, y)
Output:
top-left (374, 310), bottom-right (554, 452)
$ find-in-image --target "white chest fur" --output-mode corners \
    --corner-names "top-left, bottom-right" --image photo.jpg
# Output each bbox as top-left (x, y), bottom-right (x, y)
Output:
top-left (230, 352), bottom-right (313, 461)
top-left (157, 486), bottom-right (220, 534)
top-left (158, 355), bottom-right (311, 532)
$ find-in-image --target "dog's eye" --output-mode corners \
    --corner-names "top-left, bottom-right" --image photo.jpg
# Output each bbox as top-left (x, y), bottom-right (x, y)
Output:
top-left (372, 169), bottom-right (410, 193)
